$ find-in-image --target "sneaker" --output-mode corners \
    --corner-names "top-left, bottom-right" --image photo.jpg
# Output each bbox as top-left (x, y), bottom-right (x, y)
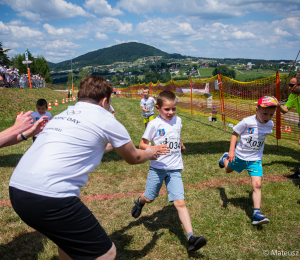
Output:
top-left (219, 152), bottom-right (228, 168)
top-left (187, 235), bottom-right (207, 252)
top-left (131, 197), bottom-right (145, 218)
top-left (252, 212), bottom-right (270, 225)
top-left (287, 170), bottom-right (300, 180)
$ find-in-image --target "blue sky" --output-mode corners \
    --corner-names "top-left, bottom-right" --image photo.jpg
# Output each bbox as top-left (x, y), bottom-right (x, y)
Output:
top-left (0, 0), bottom-right (299, 63)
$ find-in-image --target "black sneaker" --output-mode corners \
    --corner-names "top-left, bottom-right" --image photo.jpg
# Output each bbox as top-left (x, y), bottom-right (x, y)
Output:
top-left (131, 197), bottom-right (145, 218)
top-left (188, 235), bottom-right (207, 252)
top-left (287, 170), bottom-right (300, 180)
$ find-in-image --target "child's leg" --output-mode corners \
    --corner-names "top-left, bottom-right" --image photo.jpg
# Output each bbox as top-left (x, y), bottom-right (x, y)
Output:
top-left (224, 158), bottom-right (234, 173)
top-left (251, 176), bottom-right (262, 209)
top-left (173, 199), bottom-right (192, 234)
top-left (140, 193), bottom-right (154, 204)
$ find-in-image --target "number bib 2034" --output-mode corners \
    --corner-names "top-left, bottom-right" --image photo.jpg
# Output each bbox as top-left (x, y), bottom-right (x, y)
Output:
top-left (161, 136), bottom-right (181, 155)
top-left (244, 136), bottom-right (266, 151)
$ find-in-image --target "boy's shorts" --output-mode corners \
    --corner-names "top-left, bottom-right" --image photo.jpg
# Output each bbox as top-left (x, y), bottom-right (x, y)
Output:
top-left (144, 167), bottom-right (184, 202)
top-left (143, 115), bottom-right (154, 124)
top-left (212, 118), bottom-right (217, 121)
top-left (228, 156), bottom-right (263, 177)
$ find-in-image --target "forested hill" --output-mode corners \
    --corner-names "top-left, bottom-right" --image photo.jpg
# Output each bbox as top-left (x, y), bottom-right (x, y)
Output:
top-left (49, 42), bottom-right (187, 71)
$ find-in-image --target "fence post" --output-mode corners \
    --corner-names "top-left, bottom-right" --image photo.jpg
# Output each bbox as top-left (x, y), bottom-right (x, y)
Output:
top-left (190, 78), bottom-right (193, 120)
top-left (218, 74), bottom-right (226, 131)
top-left (150, 82), bottom-right (153, 96)
top-left (276, 72), bottom-right (281, 141)
top-left (27, 68), bottom-right (32, 88)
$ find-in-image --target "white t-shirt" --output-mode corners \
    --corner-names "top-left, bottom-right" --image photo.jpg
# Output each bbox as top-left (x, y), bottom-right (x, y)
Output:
top-left (31, 111), bottom-right (53, 123)
top-left (140, 97), bottom-right (156, 118)
top-left (9, 102), bottom-right (131, 198)
top-left (143, 116), bottom-right (183, 170)
top-left (233, 115), bottom-right (273, 161)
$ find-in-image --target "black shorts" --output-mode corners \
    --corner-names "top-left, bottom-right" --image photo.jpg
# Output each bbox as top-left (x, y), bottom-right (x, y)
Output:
top-left (212, 118), bottom-right (217, 121)
top-left (9, 187), bottom-right (112, 260)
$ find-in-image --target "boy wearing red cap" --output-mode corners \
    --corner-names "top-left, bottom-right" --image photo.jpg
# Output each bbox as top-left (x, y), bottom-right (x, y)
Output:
top-left (219, 96), bottom-right (278, 226)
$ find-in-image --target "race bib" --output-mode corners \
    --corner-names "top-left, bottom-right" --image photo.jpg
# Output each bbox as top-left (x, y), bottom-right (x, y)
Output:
top-left (244, 136), bottom-right (265, 151)
top-left (160, 136), bottom-right (181, 155)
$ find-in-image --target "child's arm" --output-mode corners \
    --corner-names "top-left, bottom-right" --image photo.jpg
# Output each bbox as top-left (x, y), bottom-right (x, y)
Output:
top-left (139, 138), bottom-right (170, 155)
top-left (104, 143), bottom-right (114, 153)
top-left (142, 107), bottom-right (150, 112)
top-left (180, 138), bottom-right (186, 153)
top-left (227, 131), bottom-right (239, 163)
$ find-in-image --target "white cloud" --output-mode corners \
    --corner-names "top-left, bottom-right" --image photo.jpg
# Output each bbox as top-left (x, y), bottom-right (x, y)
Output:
top-left (95, 32), bottom-right (109, 41)
top-left (84, 0), bottom-right (123, 16)
top-left (232, 31), bottom-right (255, 39)
top-left (89, 17), bottom-right (133, 34)
top-left (2, 0), bottom-right (91, 21)
top-left (3, 41), bottom-right (20, 48)
top-left (114, 39), bottom-right (138, 44)
top-left (46, 51), bottom-right (70, 56)
top-left (6, 19), bottom-right (24, 26)
top-left (274, 28), bottom-right (292, 37)
top-left (43, 23), bottom-right (75, 36)
top-left (41, 40), bottom-right (81, 50)
top-left (18, 11), bottom-right (41, 21)
top-left (0, 21), bottom-right (11, 35)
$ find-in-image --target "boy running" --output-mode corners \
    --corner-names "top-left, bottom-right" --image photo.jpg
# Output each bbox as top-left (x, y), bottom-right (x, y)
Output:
top-left (219, 96), bottom-right (278, 225)
top-left (140, 87), bottom-right (156, 128)
top-left (132, 90), bottom-right (207, 252)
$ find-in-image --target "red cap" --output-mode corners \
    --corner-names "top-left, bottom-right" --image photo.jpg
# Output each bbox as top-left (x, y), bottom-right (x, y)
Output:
top-left (257, 96), bottom-right (278, 107)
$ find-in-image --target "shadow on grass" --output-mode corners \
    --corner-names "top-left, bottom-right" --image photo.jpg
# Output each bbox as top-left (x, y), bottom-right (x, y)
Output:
top-left (0, 231), bottom-right (45, 260)
top-left (0, 154), bottom-right (24, 167)
top-left (218, 187), bottom-right (253, 220)
top-left (110, 205), bottom-right (204, 259)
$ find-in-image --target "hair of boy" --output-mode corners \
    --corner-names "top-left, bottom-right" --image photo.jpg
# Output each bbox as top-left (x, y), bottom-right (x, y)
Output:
top-left (157, 90), bottom-right (176, 108)
top-left (78, 76), bottom-right (112, 104)
top-left (36, 99), bottom-right (48, 108)
top-left (291, 73), bottom-right (300, 85)
top-left (143, 87), bottom-right (149, 91)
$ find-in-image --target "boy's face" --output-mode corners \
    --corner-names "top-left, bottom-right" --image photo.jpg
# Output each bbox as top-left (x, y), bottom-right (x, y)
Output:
top-left (37, 105), bottom-right (47, 115)
top-left (256, 106), bottom-right (276, 124)
top-left (143, 89), bottom-right (149, 99)
top-left (156, 100), bottom-right (176, 121)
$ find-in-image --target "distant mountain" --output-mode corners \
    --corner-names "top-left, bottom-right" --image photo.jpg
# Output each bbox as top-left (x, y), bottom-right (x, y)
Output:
top-left (48, 42), bottom-right (188, 71)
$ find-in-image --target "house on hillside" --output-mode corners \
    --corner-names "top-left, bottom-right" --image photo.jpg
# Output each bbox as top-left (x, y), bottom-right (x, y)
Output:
top-left (174, 69), bottom-right (180, 75)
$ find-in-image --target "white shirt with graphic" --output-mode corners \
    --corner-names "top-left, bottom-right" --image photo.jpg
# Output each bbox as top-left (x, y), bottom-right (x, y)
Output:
top-left (140, 97), bottom-right (156, 118)
top-left (143, 116), bottom-right (183, 170)
top-left (30, 111), bottom-right (53, 137)
top-left (9, 102), bottom-right (131, 198)
top-left (233, 115), bottom-right (273, 161)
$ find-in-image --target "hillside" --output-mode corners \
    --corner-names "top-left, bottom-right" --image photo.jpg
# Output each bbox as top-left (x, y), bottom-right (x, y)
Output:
top-left (49, 42), bottom-right (187, 71)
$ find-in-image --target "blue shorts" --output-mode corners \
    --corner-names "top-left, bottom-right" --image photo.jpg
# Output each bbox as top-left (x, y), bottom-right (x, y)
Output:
top-left (144, 167), bottom-right (184, 202)
top-left (228, 156), bottom-right (263, 177)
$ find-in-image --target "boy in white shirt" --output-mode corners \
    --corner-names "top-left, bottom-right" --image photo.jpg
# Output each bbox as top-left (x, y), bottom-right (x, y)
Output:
top-left (30, 99), bottom-right (53, 142)
top-left (132, 90), bottom-right (207, 252)
top-left (140, 87), bottom-right (156, 128)
top-left (219, 96), bottom-right (278, 226)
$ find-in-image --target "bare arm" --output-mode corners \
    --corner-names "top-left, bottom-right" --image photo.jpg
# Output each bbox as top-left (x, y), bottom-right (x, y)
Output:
top-left (142, 107), bottom-right (150, 112)
top-left (114, 141), bottom-right (160, 165)
top-left (0, 116), bottom-right (48, 148)
top-left (0, 111), bottom-right (34, 147)
top-left (278, 105), bottom-right (290, 114)
top-left (227, 131), bottom-right (239, 163)
top-left (139, 138), bottom-right (170, 155)
top-left (104, 143), bottom-right (114, 154)
top-left (180, 138), bottom-right (186, 153)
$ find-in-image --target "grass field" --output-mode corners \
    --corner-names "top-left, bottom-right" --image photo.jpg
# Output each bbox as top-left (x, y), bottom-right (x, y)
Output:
top-left (198, 68), bottom-right (215, 77)
top-left (0, 89), bottom-right (300, 259)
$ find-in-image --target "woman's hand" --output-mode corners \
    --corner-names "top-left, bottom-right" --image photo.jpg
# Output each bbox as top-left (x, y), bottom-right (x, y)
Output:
top-left (13, 111), bottom-right (34, 134)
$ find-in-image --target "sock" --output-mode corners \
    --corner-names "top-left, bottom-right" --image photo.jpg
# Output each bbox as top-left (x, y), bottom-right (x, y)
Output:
top-left (138, 197), bottom-right (145, 205)
top-left (253, 208), bottom-right (260, 215)
top-left (187, 232), bottom-right (194, 240)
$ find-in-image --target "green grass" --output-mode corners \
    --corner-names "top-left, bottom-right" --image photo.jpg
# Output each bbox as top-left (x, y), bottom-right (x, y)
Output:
top-left (198, 68), bottom-right (215, 77)
top-left (0, 92), bottom-right (300, 259)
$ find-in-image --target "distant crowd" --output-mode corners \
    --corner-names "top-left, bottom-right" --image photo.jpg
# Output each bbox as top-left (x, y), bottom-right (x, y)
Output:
top-left (0, 64), bottom-right (45, 88)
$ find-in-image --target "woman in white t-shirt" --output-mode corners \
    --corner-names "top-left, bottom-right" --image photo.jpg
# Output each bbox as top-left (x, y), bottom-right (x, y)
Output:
top-left (9, 76), bottom-right (160, 260)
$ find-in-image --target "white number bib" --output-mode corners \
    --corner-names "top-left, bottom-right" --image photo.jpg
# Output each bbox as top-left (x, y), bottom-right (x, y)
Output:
top-left (244, 136), bottom-right (266, 151)
top-left (160, 136), bottom-right (181, 155)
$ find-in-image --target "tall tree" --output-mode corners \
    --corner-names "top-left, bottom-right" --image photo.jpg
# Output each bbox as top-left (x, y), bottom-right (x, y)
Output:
top-left (0, 42), bottom-right (10, 66)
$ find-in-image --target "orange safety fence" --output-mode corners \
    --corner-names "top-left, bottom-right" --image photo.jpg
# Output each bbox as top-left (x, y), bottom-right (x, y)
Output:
top-left (116, 73), bottom-right (298, 142)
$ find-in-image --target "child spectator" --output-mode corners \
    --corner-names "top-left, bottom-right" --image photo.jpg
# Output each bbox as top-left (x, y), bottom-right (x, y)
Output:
top-left (30, 99), bottom-right (53, 142)
top-left (140, 87), bottom-right (156, 128)
top-left (219, 96), bottom-right (278, 226)
top-left (131, 90), bottom-right (207, 252)
top-left (211, 107), bottom-right (217, 122)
